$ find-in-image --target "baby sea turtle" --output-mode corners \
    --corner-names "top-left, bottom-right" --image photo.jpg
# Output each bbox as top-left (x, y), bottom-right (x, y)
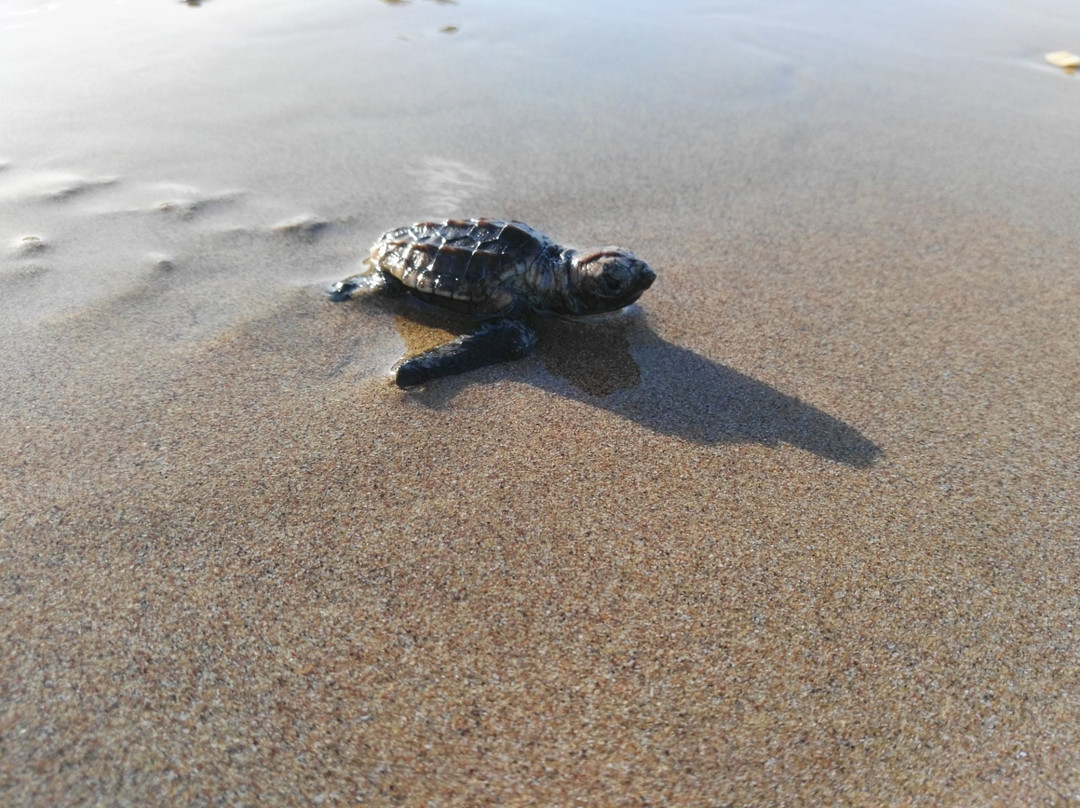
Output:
top-left (328, 219), bottom-right (655, 387)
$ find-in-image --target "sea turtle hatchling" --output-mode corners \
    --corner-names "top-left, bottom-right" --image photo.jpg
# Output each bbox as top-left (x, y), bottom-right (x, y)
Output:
top-left (328, 219), bottom-right (656, 387)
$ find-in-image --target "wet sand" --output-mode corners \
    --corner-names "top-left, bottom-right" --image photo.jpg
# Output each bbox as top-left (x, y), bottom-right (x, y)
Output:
top-left (3, 0), bottom-right (1080, 804)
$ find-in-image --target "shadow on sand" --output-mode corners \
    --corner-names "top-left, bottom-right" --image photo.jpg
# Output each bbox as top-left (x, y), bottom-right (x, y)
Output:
top-left (409, 314), bottom-right (883, 469)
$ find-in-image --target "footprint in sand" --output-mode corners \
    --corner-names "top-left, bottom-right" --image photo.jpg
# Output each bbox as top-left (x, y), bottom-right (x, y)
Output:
top-left (10, 234), bottom-right (48, 258)
top-left (43, 175), bottom-right (119, 202)
top-left (270, 214), bottom-right (331, 243)
top-left (146, 252), bottom-right (177, 272)
top-left (2, 236), bottom-right (50, 289)
top-left (0, 169), bottom-right (118, 204)
top-left (407, 157), bottom-right (493, 218)
top-left (153, 189), bottom-right (245, 220)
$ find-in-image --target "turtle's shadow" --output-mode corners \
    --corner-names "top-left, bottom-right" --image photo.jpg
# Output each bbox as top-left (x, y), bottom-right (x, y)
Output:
top-left (412, 314), bottom-right (883, 468)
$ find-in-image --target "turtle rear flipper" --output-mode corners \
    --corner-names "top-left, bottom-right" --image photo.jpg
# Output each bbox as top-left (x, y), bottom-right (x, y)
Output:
top-left (395, 318), bottom-right (537, 388)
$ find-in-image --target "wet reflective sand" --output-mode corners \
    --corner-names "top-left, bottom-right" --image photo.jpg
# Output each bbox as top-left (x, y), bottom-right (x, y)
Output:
top-left (2, 0), bottom-right (1079, 803)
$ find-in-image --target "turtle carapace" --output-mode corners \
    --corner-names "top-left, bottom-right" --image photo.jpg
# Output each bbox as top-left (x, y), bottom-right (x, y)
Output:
top-left (328, 219), bottom-right (655, 387)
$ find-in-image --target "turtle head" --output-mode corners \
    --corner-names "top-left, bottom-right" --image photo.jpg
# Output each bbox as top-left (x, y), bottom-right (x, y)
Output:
top-left (568, 248), bottom-right (655, 314)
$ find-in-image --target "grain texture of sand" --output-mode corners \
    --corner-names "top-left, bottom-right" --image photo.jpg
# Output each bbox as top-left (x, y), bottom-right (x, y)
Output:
top-left (2, 0), bottom-right (1078, 804)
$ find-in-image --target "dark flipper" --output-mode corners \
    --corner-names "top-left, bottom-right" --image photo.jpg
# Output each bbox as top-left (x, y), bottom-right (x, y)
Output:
top-left (327, 269), bottom-right (407, 301)
top-left (395, 318), bottom-right (538, 388)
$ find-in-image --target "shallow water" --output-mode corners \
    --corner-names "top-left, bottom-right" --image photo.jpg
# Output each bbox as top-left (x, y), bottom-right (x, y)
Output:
top-left (2, 0), bottom-right (1077, 338)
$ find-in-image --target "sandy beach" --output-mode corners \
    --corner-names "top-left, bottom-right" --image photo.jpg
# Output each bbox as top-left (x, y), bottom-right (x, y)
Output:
top-left (2, 0), bottom-right (1079, 804)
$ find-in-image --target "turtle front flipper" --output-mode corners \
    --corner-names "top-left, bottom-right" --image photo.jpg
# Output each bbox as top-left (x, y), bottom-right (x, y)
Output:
top-left (327, 269), bottom-right (407, 302)
top-left (395, 318), bottom-right (538, 388)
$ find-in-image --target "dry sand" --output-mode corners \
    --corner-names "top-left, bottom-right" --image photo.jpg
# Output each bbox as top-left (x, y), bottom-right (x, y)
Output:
top-left (2, 0), bottom-right (1079, 804)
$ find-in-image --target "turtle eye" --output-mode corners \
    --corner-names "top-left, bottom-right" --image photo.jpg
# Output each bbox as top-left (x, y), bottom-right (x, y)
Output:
top-left (599, 272), bottom-right (623, 294)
